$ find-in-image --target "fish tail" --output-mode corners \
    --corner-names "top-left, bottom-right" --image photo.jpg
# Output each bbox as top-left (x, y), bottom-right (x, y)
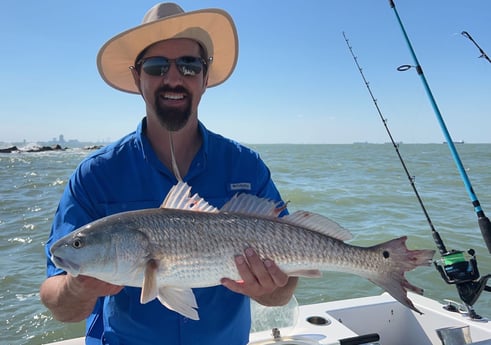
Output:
top-left (367, 236), bottom-right (435, 314)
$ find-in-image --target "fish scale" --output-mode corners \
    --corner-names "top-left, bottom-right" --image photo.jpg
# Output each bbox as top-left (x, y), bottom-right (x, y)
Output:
top-left (50, 181), bottom-right (435, 320)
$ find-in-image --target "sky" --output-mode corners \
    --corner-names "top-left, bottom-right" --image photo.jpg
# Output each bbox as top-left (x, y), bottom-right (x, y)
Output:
top-left (1, 1), bottom-right (490, 144)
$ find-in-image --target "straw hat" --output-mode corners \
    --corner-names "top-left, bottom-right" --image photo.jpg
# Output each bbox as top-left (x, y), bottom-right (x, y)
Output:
top-left (97, 2), bottom-right (238, 94)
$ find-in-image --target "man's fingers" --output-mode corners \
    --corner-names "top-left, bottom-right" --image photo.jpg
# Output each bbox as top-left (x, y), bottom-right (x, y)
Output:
top-left (221, 248), bottom-right (289, 298)
top-left (244, 248), bottom-right (274, 289)
top-left (263, 259), bottom-right (289, 287)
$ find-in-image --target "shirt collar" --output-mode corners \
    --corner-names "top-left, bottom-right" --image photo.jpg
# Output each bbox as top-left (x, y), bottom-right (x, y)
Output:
top-left (136, 117), bottom-right (209, 178)
top-left (197, 120), bottom-right (209, 158)
top-left (136, 118), bottom-right (150, 161)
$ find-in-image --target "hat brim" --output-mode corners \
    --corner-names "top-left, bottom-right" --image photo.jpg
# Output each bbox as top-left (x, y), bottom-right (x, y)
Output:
top-left (97, 8), bottom-right (238, 94)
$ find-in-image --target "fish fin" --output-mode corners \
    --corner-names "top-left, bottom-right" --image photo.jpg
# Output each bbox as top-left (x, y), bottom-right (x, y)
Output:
top-left (140, 259), bottom-right (159, 304)
top-left (161, 181), bottom-right (218, 213)
top-left (282, 211), bottom-right (353, 241)
top-left (287, 269), bottom-right (322, 278)
top-left (365, 236), bottom-right (435, 315)
top-left (157, 287), bottom-right (199, 320)
top-left (222, 195), bottom-right (352, 241)
top-left (220, 193), bottom-right (284, 217)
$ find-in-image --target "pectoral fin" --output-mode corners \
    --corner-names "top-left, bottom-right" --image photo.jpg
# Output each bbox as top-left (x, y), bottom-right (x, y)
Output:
top-left (157, 287), bottom-right (199, 320)
top-left (140, 259), bottom-right (159, 304)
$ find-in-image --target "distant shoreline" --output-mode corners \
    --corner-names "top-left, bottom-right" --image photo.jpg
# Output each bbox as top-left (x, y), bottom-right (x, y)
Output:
top-left (0, 144), bottom-right (103, 153)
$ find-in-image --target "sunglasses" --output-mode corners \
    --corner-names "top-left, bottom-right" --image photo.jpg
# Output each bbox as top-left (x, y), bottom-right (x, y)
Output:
top-left (135, 56), bottom-right (208, 77)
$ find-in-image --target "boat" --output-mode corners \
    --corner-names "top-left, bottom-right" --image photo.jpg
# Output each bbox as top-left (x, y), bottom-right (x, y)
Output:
top-left (249, 292), bottom-right (491, 345)
top-left (443, 140), bottom-right (465, 144)
top-left (45, 290), bottom-right (491, 345)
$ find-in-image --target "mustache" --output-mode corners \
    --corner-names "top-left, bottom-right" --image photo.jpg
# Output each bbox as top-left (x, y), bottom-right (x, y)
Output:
top-left (156, 85), bottom-right (190, 96)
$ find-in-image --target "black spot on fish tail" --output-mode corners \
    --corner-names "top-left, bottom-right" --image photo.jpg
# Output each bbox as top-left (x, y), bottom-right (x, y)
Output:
top-left (367, 236), bottom-right (435, 314)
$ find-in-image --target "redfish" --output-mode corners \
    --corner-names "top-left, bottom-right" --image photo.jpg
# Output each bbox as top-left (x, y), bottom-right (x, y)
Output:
top-left (51, 181), bottom-right (435, 320)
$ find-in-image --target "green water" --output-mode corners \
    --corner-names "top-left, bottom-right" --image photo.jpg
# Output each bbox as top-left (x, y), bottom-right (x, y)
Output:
top-left (1, 144), bottom-right (490, 344)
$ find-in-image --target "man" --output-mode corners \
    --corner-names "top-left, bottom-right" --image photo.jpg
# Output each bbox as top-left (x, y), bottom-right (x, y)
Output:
top-left (40, 3), bottom-right (297, 344)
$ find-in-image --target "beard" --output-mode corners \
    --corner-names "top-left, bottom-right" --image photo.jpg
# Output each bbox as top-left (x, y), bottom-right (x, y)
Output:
top-left (154, 86), bottom-right (193, 132)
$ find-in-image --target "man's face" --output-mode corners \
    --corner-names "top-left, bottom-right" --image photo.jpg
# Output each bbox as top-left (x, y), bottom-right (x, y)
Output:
top-left (134, 38), bottom-right (208, 131)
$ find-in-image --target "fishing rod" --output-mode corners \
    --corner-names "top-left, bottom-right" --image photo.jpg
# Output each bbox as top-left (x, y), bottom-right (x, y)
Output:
top-left (461, 31), bottom-right (491, 64)
top-left (341, 32), bottom-right (446, 254)
top-left (388, 0), bottom-right (491, 256)
top-left (342, 32), bottom-right (490, 320)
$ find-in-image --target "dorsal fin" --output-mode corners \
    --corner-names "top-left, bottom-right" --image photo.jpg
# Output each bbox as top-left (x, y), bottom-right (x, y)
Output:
top-left (222, 193), bottom-right (351, 241)
top-left (220, 193), bottom-right (284, 217)
top-left (160, 181), bottom-right (218, 213)
top-left (161, 182), bottom-right (352, 241)
top-left (281, 211), bottom-right (353, 241)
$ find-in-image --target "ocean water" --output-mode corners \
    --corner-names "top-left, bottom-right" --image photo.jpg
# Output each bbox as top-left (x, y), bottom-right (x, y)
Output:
top-left (1, 143), bottom-right (490, 344)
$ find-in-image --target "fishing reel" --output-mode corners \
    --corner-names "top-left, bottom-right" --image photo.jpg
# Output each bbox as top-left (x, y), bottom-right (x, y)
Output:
top-left (434, 249), bottom-right (491, 319)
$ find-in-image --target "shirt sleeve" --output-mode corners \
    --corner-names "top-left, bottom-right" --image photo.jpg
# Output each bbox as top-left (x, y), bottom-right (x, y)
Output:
top-left (44, 168), bottom-right (99, 278)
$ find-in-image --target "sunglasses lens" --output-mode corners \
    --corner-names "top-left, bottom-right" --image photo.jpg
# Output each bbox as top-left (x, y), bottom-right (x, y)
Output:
top-left (176, 57), bottom-right (203, 76)
top-left (141, 57), bottom-right (170, 76)
top-left (139, 56), bottom-right (205, 77)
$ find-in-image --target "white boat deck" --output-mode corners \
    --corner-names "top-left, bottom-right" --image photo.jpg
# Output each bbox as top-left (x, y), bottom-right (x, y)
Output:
top-left (47, 292), bottom-right (491, 345)
top-left (250, 292), bottom-right (491, 345)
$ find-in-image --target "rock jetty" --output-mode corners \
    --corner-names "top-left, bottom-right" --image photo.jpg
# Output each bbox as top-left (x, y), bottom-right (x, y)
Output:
top-left (0, 144), bottom-right (66, 153)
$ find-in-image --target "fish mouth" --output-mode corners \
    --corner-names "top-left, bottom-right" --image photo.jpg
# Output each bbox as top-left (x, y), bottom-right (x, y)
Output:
top-left (51, 254), bottom-right (81, 276)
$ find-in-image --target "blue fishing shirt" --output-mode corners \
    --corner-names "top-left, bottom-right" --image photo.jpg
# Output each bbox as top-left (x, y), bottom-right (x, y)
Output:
top-left (44, 118), bottom-right (285, 345)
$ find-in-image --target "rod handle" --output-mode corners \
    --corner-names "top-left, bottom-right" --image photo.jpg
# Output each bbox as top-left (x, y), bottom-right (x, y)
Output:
top-left (432, 231), bottom-right (448, 255)
top-left (478, 216), bottom-right (491, 254)
top-left (339, 333), bottom-right (380, 345)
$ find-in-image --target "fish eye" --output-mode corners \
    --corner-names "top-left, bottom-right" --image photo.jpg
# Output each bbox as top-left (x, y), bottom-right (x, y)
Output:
top-left (72, 237), bottom-right (85, 249)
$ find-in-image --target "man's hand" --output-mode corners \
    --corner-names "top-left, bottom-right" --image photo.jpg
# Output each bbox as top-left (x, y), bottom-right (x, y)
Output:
top-left (40, 274), bottom-right (123, 322)
top-left (67, 274), bottom-right (123, 298)
top-left (221, 248), bottom-right (298, 306)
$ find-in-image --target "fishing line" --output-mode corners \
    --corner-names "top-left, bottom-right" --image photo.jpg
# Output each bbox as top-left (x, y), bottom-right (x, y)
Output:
top-left (341, 32), bottom-right (447, 255)
top-left (343, 31), bottom-right (490, 319)
top-left (461, 31), bottom-right (491, 64)
top-left (169, 132), bottom-right (183, 182)
top-left (388, 0), bottom-right (491, 255)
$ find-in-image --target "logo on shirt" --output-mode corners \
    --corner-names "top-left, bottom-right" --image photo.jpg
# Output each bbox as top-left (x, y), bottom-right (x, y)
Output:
top-left (229, 182), bottom-right (252, 191)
